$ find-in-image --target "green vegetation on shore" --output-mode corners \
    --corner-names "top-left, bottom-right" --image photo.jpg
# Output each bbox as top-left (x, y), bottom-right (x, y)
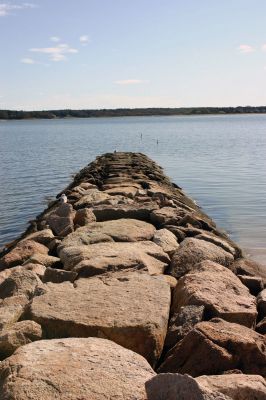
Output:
top-left (1, 106), bottom-right (266, 120)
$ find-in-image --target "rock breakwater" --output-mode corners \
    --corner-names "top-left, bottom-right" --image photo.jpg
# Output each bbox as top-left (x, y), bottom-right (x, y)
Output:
top-left (0, 152), bottom-right (265, 399)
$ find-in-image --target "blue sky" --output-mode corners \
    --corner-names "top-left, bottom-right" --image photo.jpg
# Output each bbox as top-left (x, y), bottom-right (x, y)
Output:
top-left (1, 0), bottom-right (266, 110)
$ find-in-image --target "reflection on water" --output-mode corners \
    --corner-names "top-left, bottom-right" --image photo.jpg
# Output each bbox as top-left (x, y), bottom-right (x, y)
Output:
top-left (0, 114), bottom-right (265, 264)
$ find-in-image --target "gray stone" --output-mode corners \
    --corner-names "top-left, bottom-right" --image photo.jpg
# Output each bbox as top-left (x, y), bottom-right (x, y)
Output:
top-left (158, 318), bottom-right (266, 377)
top-left (169, 238), bottom-right (234, 278)
top-left (171, 261), bottom-right (257, 328)
top-left (257, 289), bottom-right (266, 317)
top-left (0, 295), bottom-right (29, 330)
top-left (43, 267), bottom-right (77, 283)
top-left (197, 374), bottom-right (266, 400)
top-left (238, 275), bottom-right (264, 296)
top-left (73, 207), bottom-right (96, 227)
top-left (21, 229), bottom-right (54, 246)
top-left (0, 320), bottom-right (42, 359)
top-left (145, 373), bottom-right (231, 400)
top-left (0, 269), bottom-right (41, 300)
top-left (153, 228), bottom-right (179, 256)
top-left (165, 305), bottom-right (204, 349)
top-left (230, 258), bottom-right (266, 286)
top-left (0, 240), bottom-right (49, 270)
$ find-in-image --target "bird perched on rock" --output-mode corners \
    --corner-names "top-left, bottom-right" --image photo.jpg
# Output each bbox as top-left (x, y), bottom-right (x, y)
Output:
top-left (59, 193), bottom-right (68, 204)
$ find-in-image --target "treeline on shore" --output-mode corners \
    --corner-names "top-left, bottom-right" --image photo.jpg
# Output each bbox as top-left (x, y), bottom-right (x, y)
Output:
top-left (1, 106), bottom-right (266, 120)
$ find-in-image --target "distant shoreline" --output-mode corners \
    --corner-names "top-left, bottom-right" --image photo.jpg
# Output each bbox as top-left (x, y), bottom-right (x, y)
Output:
top-left (1, 106), bottom-right (266, 120)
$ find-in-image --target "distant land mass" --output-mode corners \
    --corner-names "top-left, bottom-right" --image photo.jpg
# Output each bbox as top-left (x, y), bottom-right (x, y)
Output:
top-left (1, 106), bottom-right (266, 120)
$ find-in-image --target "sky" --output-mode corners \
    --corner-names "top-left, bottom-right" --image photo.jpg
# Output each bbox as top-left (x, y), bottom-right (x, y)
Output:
top-left (1, 0), bottom-right (266, 110)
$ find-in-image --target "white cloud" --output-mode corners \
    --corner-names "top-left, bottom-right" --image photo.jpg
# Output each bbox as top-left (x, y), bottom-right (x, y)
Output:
top-left (21, 57), bottom-right (36, 64)
top-left (0, 2), bottom-right (36, 17)
top-left (50, 36), bottom-right (61, 43)
top-left (30, 43), bottom-right (78, 62)
top-left (79, 35), bottom-right (90, 45)
top-left (238, 44), bottom-right (255, 54)
top-left (115, 79), bottom-right (149, 85)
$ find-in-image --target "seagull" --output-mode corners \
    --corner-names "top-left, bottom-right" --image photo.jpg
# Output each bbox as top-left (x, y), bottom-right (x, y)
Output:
top-left (59, 193), bottom-right (67, 204)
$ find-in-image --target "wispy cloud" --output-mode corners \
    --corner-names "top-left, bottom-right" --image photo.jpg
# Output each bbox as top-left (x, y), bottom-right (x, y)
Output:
top-left (30, 43), bottom-right (78, 62)
top-left (115, 79), bottom-right (149, 85)
top-left (0, 2), bottom-right (36, 17)
top-left (79, 35), bottom-right (89, 45)
top-left (21, 57), bottom-right (36, 64)
top-left (50, 36), bottom-right (61, 43)
top-left (237, 44), bottom-right (255, 54)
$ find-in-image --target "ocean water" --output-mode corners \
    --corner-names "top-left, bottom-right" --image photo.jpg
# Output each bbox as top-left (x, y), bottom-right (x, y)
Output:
top-left (0, 114), bottom-right (265, 263)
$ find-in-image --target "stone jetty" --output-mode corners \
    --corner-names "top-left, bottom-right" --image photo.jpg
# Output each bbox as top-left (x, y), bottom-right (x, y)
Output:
top-left (0, 152), bottom-right (265, 399)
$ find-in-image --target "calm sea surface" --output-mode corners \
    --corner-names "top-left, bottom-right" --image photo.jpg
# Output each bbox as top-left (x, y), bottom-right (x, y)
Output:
top-left (0, 115), bottom-right (265, 263)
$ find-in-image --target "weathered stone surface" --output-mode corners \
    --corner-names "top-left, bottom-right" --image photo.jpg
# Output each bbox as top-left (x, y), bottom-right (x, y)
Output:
top-left (172, 261), bottom-right (257, 327)
top-left (197, 374), bottom-right (266, 400)
top-left (104, 186), bottom-right (139, 198)
top-left (0, 240), bottom-right (49, 270)
top-left (165, 305), bottom-right (204, 349)
top-left (46, 203), bottom-right (75, 237)
top-left (238, 274), bottom-right (264, 296)
top-left (145, 373), bottom-right (231, 400)
top-left (158, 318), bottom-right (266, 377)
top-left (43, 267), bottom-right (77, 283)
top-left (28, 271), bottom-right (171, 366)
top-left (164, 225), bottom-right (186, 241)
top-left (153, 228), bottom-right (179, 256)
top-left (0, 337), bottom-right (155, 400)
top-left (196, 232), bottom-right (238, 258)
top-left (21, 263), bottom-right (46, 278)
top-left (150, 206), bottom-right (187, 227)
top-left (59, 241), bottom-right (170, 276)
top-left (73, 207), bottom-right (96, 227)
top-left (74, 189), bottom-right (112, 208)
top-left (256, 317), bottom-right (266, 334)
top-left (0, 320), bottom-right (42, 359)
top-left (21, 229), bottom-right (54, 246)
top-left (230, 258), bottom-right (266, 286)
top-left (60, 218), bottom-right (156, 249)
top-left (257, 289), bottom-right (266, 316)
top-left (0, 295), bottom-right (28, 330)
top-left (23, 253), bottom-right (61, 268)
top-left (0, 270), bottom-right (41, 300)
top-left (102, 181), bottom-right (141, 191)
top-left (0, 264), bottom-right (44, 284)
top-left (92, 201), bottom-right (159, 221)
top-left (169, 238), bottom-right (234, 278)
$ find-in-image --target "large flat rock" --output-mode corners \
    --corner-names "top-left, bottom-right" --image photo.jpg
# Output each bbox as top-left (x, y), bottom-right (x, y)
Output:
top-left (60, 218), bottom-right (156, 248)
top-left (28, 271), bottom-right (171, 366)
top-left (171, 260), bottom-right (257, 328)
top-left (59, 241), bottom-right (170, 276)
top-left (158, 318), bottom-right (266, 377)
top-left (169, 237), bottom-right (234, 278)
top-left (0, 337), bottom-right (155, 400)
